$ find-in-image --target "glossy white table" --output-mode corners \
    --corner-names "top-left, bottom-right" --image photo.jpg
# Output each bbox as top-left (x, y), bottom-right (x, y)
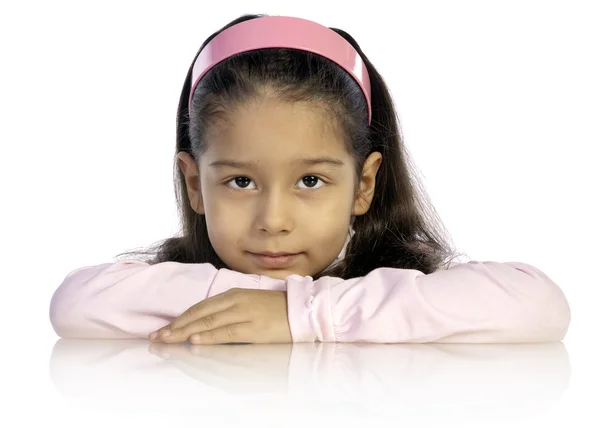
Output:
top-left (48, 340), bottom-right (571, 427)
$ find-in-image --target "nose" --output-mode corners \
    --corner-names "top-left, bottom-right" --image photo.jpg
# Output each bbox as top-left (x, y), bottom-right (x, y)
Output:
top-left (253, 188), bottom-right (295, 235)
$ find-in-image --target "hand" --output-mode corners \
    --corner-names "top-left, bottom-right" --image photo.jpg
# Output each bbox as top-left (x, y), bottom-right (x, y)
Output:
top-left (148, 289), bottom-right (293, 345)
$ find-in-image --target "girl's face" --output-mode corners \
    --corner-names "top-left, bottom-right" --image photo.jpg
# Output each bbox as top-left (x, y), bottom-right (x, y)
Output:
top-left (179, 95), bottom-right (381, 279)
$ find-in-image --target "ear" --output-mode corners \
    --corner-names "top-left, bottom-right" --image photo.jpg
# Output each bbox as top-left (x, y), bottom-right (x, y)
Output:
top-left (351, 152), bottom-right (382, 216)
top-left (177, 151), bottom-right (205, 215)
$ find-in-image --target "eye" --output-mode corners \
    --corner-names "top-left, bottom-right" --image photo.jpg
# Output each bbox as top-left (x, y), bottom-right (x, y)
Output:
top-left (225, 176), bottom-right (325, 190)
top-left (226, 177), bottom-right (256, 190)
top-left (297, 175), bottom-right (324, 189)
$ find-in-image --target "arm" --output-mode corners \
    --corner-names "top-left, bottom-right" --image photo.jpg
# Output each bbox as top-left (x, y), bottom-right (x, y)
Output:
top-left (275, 261), bottom-right (571, 343)
top-left (49, 259), bottom-right (279, 339)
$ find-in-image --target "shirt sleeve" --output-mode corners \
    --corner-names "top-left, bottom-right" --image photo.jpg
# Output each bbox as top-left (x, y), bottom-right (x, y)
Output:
top-left (49, 259), bottom-right (284, 339)
top-left (278, 260), bottom-right (571, 343)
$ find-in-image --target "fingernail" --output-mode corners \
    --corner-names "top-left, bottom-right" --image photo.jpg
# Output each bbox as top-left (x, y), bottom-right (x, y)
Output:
top-left (149, 332), bottom-right (158, 340)
top-left (161, 329), bottom-right (171, 337)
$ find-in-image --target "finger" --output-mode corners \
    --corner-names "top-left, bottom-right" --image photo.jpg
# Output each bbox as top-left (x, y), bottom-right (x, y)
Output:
top-left (171, 291), bottom-right (237, 330)
top-left (150, 289), bottom-right (240, 341)
top-left (189, 322), bottom-right (253, 345)
top-left (160, 309), bottom-right (247, 344)
top-left (179, 309), bottom-right (247, 338)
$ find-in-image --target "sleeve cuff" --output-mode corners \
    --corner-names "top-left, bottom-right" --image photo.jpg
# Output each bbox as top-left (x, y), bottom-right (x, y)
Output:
top-left (284, 275), bottom-right (336, 343)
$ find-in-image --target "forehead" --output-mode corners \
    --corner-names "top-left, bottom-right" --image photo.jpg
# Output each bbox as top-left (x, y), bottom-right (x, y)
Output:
top-left (204, 97), bottom-right (349, 161)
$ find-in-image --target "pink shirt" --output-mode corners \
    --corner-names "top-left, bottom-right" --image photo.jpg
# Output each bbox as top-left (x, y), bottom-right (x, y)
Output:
top-left (48, 258), bottom-right (570, 343)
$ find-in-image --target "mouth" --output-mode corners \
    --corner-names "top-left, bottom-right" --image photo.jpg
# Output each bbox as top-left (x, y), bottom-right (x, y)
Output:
top-left (247, 252), bottom-right (302, 269)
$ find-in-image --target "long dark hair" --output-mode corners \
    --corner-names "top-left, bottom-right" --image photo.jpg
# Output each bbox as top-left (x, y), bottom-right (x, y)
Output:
top-left (116, 14), bottom-right (467, 278)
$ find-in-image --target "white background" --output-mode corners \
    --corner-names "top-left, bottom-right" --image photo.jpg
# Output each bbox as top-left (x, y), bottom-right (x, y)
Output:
top-left (1, 0), bottom-right (598, 426)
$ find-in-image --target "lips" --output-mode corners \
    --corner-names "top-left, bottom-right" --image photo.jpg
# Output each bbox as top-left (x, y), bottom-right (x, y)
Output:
top-left (256, 252), bottom-right (297, 257)
top-left (248, 252), bottom-right (301, 268)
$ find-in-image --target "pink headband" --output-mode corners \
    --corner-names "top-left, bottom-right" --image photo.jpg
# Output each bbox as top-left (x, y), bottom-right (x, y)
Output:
top-left (189, 16), bottom-right (372, 124)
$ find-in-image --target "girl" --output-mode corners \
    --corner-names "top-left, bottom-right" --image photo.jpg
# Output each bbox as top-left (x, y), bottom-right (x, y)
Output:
top-left (49, 14), bottom-right (571, 345)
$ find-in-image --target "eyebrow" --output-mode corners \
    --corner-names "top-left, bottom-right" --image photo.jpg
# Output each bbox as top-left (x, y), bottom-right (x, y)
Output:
top-left (209, 157), bottom-right (345, 168)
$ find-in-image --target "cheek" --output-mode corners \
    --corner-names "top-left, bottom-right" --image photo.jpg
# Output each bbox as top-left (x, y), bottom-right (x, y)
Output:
top-left (302, 205), bottom-right (351, 252)
top-left (201, 185), bottom-right (233, 221)
top-left (201, 192), bottom-right (246, 244)
top-left (205, 216), bottom-right (246, 267)
top-left (205, 206), bottom-right (244, 237)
